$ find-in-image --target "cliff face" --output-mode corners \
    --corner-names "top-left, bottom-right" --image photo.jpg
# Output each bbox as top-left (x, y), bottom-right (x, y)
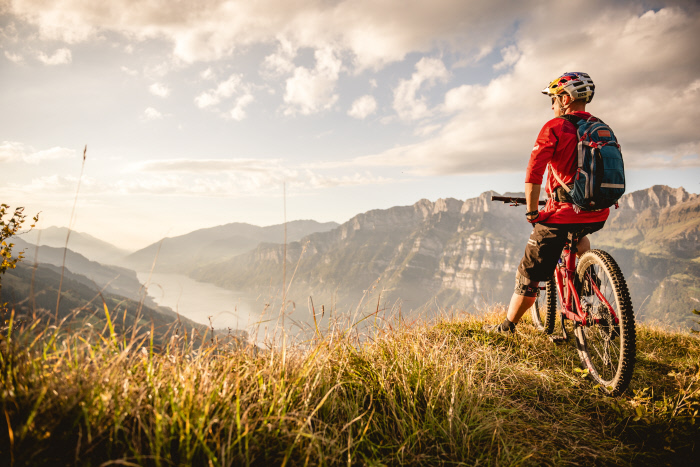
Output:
top-left (191, 191), bottom-right (533, 313)
top-left (191, 186), bottom-right (700, 329)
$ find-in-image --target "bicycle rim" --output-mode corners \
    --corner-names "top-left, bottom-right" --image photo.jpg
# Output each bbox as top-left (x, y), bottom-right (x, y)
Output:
top-left (574, 249), bottom-right (636, 395)
top-left (530, 276), bottom-right (556, 334)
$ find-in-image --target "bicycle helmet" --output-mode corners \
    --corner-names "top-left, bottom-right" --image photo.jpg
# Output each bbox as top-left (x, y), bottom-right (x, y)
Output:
top-left (542, 72), bottom-right (595, 103)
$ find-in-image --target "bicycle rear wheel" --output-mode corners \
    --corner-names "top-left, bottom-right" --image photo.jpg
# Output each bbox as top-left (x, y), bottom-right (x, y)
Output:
top-left (530, 276), bottom-right (556, 334)
top-left (574, 249), bottom-right (635, 396)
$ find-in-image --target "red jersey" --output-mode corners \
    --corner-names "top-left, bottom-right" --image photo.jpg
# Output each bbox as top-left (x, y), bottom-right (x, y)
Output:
top-left (525, 111), bottom-right (609, 224)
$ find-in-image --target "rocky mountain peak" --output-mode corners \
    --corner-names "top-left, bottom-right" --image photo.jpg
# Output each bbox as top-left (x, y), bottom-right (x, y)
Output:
top-left (433, 198), bottom-right (463, 214)
top-left (619, 185), bottom-right (695, 211)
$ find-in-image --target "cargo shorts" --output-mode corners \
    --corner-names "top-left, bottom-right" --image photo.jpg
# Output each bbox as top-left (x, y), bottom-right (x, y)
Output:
top-left (517, 221), bottom-right (606, 284)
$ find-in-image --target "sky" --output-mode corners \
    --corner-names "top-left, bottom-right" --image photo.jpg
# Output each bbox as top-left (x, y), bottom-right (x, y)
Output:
top-left (2, 0), bottom-right (699, 251)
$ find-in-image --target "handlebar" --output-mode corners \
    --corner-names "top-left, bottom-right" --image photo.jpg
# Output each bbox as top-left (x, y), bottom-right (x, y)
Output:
top-left (491, 196), bottom-right (546, 206)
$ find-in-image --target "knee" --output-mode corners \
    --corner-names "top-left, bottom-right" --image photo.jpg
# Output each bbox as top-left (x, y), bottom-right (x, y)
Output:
top-left (576, 236), bottom-right (591, 257)
top-left (514, 271), bottom-right (539, 297)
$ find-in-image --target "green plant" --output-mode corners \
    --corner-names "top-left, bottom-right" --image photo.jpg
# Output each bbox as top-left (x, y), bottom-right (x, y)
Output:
top-left (0, 204), bottom-right (39, 291)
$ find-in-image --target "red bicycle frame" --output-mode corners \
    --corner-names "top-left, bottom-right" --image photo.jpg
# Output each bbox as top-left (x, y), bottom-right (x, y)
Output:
top-left (552, 239), bottom-right (619, 327)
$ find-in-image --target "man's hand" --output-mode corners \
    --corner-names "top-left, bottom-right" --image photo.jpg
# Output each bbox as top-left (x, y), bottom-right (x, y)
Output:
top-left (526, 209), bottom-right (552, 224)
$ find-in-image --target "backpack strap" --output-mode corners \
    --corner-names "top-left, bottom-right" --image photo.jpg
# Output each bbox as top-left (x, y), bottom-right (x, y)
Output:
top-left (549, 162), bottom-right (571, 193)
top-left (557, 114), bottom-right (585, 126)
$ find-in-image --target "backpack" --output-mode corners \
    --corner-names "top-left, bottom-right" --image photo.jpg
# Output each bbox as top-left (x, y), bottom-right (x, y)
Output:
top-left (549, 114), bottom-right (625, 211)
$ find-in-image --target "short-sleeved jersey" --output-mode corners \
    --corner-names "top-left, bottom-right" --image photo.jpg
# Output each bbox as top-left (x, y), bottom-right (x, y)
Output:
top-left (525, 111), bottom-right (609, 224)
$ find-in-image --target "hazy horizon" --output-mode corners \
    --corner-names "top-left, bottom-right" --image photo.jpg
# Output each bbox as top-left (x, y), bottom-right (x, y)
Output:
top-left (21, 181), bottom-right (700, 252)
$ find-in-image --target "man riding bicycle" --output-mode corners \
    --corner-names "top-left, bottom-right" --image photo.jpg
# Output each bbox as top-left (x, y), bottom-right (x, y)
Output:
top-left (485, 72), bottom-right (610, 334)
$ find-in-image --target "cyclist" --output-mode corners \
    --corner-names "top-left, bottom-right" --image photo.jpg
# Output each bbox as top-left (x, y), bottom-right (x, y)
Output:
top-left (485, 72), bottom-right (609, 334)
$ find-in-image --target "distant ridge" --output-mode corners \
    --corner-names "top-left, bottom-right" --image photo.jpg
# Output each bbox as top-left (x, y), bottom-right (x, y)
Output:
top-left (123, 219), bottom-right (339, 273)
top-left (21, 226), bottom-right (129, 265)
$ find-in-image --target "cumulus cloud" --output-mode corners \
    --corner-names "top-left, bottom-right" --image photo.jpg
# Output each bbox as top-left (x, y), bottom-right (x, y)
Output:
top-left (493, 45), bottom-right (520, 71)
top-left (200, 67), bottom-right (215, 80)
top-left (4, 51), bottom-right (23, 63)
top-left (5, 0), bottom-right (700, 175)
top-left (283, 47), bottom-right (341, 115)
top-left (0, 141), bottom-right (27, 162)
top-left (355, 4), bottom-right (700, 174)
top-left (393, 57), bottom-right (449, 121)
top-left (194, 73), bottom-right (254, 120)
top-left (6, 0), bottom-right (534, 68)
top-left (348, 95), bottom-right (377, 119)
top-left (37, 47), bottom-right (72, 65)
top-left (121, 66), bottom-right (139, 76)
top-left (262, 38), bottom-right (296, 78)
top-left (142, 107), bottom-right (163, 120)
top-left (24, 147), bottom-right (77, 164)
top-left (195, 74), bottom-right (243, 108)
top-left (228, 93), bottom-right (255, 121)
top-left (0, 141), bottom-right (77, 164)
top-left (149, 82), bottom-right (170, 97)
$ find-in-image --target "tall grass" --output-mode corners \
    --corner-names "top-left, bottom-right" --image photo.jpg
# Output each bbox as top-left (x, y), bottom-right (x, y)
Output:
top-left (1, 305), bottom-right (699, 466)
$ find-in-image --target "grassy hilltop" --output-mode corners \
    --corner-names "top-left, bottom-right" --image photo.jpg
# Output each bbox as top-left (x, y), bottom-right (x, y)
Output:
top-left (1, 308), bottom-right (699, 466)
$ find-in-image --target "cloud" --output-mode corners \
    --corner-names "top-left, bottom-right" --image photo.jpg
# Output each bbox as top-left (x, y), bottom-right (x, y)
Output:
top-left (348, 95), bottom-right (377, 119)
top-left (262, 38), bottom-right (296, 78)
top-left (305, 171), bottom-right (391, 188)
top-left (493, 45), bottom-right (520, 71)
top-left (149, 82), bottom-right (170, 97)
top-left (120, 66), bottom-right (139, 76)
top-left (393, 57), bottom-right (449, 121)
top-left (195, 74), bottom-right (242, 108)
top-left (0, 141), bottom-right (77, 164)
top-left (0, 141), bottom-right (28, 162)
top-left (124, 158), bottom-right (394, 195)
top-left (4, 51), bottom-right (23, 63)
top-left (133, 158), bottom-right (285, 173)
top-left (37, 47), bottom-right (72, 65)
top-left (194, 73), bottom-right (255, 120)
top-left (6, 0), bottom-right (535, 68)
top-left (200, 67), bottom-right (215, 80)
top-left (228, 93), bottom-right (255, 121)
top-left (142, 107), bottom-right (163, 120)
top-left (24, 147), bottom-right (77, 164)
top-left (283, 47), bottom-right (341, 115)
top-left (354, 4), bottom-right (700, 174)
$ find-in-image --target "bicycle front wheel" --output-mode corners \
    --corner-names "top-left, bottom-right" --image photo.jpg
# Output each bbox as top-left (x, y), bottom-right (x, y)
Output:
top-left (530, 276), bottom-right (556, 334)
top-left (574, 249), bottom-right (636, 396)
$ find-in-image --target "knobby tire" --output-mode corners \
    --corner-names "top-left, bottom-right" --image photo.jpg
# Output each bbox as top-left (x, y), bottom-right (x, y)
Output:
top-left (574, 249), bottom-right (636, 396)
top-left (531, 276), bottom-right (557, 334)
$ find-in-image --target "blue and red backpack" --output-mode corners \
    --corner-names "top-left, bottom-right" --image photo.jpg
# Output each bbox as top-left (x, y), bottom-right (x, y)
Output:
top-left (551, 114), bottom-right (626, 211)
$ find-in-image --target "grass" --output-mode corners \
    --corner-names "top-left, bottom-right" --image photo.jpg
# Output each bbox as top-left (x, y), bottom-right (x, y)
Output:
top-left (1, 306), bottom-right (699, 466)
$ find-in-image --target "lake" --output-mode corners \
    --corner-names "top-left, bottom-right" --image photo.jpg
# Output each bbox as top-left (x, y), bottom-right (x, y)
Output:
top-left (136, 272), bottom-right (262, 333)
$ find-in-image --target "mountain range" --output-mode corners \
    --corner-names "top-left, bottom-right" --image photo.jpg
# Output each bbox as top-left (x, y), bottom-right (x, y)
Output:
top-left (5, 185), bottom-right (698, 333)
top-left (188, 185), bottom-right (700, 330)
top-left (20, 226), bottom-right (130, 265)
top-left (122, 220), bottom-right (339, 273)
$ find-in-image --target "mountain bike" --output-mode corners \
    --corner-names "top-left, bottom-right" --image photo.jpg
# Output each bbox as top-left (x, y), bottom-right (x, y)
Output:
top-left (492, 195), bottom-right (636, 396)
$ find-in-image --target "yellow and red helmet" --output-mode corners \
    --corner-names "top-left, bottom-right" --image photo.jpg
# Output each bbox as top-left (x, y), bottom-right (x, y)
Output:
top-left (542, 72), bottom-right (595, 103)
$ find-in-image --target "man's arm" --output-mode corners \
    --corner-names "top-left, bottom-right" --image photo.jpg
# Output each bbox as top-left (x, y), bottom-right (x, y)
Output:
top-left (525, 183), bottom-right (541, 213)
